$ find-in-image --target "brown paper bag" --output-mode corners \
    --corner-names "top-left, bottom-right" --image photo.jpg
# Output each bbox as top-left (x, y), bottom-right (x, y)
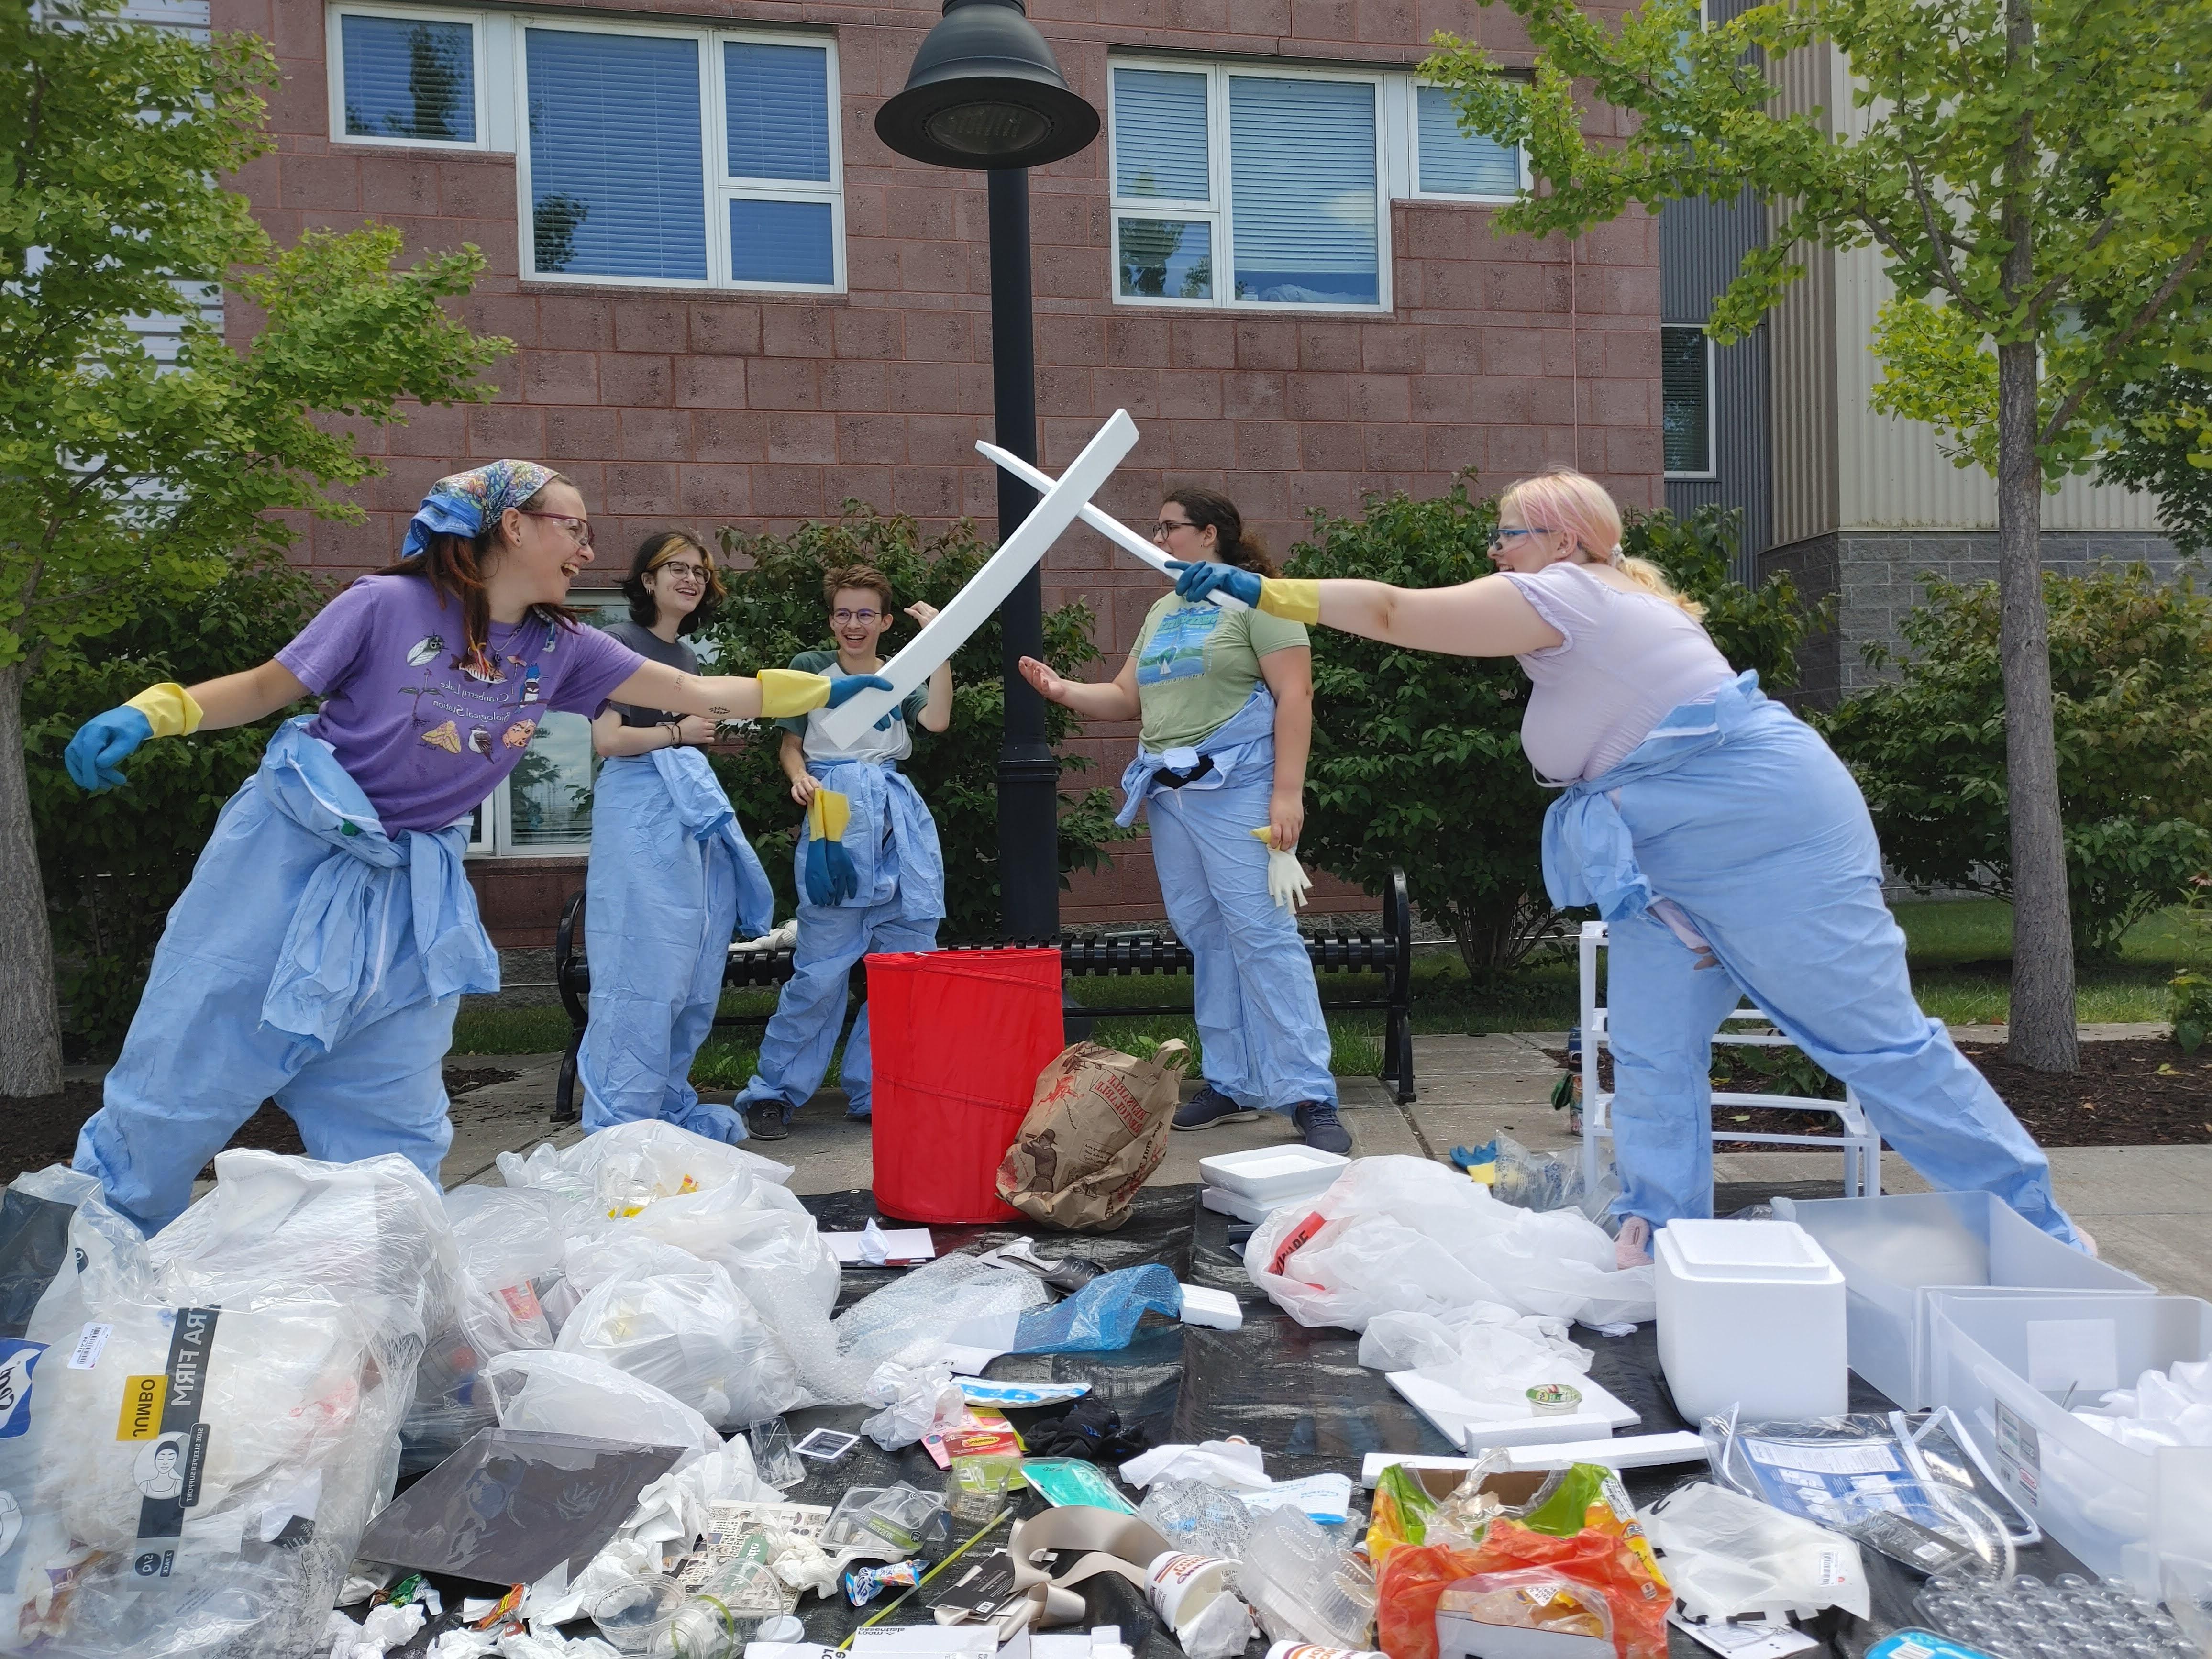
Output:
top-left (995, 1040), bottom-right (1193, 1232)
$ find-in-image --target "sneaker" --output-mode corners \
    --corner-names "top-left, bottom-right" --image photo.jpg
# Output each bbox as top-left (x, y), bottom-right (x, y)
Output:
top-left (844, 1104), bottom-right (872, 1123)
top-left (1293, 1100), bottom-right (1352, 1155)
top-left (743, 1100), bottom-right (789, 1141)
top-left (1172, 1084), bottom-right (1259, 1132)
top-left (1615, 1215), bottom-right (1653, 1269)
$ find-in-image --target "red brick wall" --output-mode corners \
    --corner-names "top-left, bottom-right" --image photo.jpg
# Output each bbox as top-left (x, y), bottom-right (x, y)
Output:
top-left (217, 0), bottom-right (1659, 939)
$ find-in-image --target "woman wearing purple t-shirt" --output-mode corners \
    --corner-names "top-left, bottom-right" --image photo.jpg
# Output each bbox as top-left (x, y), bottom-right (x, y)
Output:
top-left (60, 461), bottom-right (886, 1233)
top-left (1171, 467), bottom-right (2085, 1265)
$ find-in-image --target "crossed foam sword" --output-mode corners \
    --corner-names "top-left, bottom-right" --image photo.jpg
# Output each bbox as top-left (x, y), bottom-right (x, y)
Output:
top-left (812, 409), bottom-right (1312, 912)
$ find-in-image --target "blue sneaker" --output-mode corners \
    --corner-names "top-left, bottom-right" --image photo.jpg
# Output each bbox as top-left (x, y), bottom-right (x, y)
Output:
top-left (1293, 1100), bottom-right (1352, 1155)
top-left (1172, 1084), bottom-right (1259, 1132)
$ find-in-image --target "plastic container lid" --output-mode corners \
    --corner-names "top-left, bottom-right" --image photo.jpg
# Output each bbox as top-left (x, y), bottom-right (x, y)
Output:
top-left (1660, 1219), bottom-right (1839, 1282)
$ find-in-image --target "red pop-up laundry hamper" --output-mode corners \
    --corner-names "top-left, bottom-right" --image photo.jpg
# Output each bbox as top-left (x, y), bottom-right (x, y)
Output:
top-left (866, 947), bottom-right (1064, 1225)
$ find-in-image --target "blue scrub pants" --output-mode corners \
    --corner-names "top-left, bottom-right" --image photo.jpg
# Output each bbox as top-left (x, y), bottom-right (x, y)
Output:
top-left (1602, 709), bottom-right (2078, 1244)
top-left (1147, 767), bottom-right (1337, 1115)
top-left (74, 785), bottom-right (457, 1234)
top-left (576, 756), bottom-right (750, 1143)
top-left (739, 899), bottom-right (938, 1122)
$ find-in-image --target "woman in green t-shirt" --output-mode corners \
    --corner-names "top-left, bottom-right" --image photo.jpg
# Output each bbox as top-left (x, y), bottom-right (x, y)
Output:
top-left (1019, 489), bottom-right (1347, 1154)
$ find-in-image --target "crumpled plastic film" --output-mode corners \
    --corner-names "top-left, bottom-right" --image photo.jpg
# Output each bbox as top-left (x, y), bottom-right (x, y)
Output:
top-left (2, 1151), bottom-right (462, 1659)
top-left (497, 1120), bottom-right (793, 1238)
top-left (828, 1252), bottom-right (1051, 1383)
top-left (484, 1349), bottom-right (723, 1468)
top-left (1639, 1480), bottom-right (1869, 1623)
top-left (858, 1361), bottom-right (964, 1451)
top-left (1243, 1156), bottom-right (1655, 1331)
top-left (554, 1259), bottom-right (804, 1429)
top-left (1356, 1307), bottom-right (1593, 1406)
top-left (1010, 1263), bottom-right (1181, 1354)
top-left (404, 1187), bottom-right (567, 1472)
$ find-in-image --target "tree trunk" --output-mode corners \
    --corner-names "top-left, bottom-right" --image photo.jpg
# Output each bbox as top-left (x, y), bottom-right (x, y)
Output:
top-left (1994, 341), bottom-right (2079, 1072)
top-left (0, 665), bottom-right (65, 1096)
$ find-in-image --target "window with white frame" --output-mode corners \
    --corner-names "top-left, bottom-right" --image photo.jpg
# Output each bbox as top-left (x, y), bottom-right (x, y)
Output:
top-left (1662, 324), bottom-right (1716, 477)
top-left (1110, 61), bottom-right (1387, 310)
top-left (1411, 83), bottom-right (1525, 199)
top-left (520, 21), bottom-right (841, 290)
top-left (327, 5), bottom-right (843, 292)
top-left (329, 5), bottom-right (486, 147)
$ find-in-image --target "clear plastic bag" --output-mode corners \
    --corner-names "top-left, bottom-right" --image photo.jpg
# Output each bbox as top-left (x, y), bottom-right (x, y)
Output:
top-left (497, 1120), bottom-right (793, 1238)
top-left (485, 1349), bottom-right (723, 1468)
top-left (1243, 1156), bottom-right (1655, 1333)
top-left (555, 1260), bottom-right (804, 1429)
top-left (5, 1151), bottom-right (462, 1659)
top-left (1356, 1307), bottom-right (1593, 1407)
top-left (1639, 1479), bottom-right (1869, 1622)
top-left (1009, 1264), bottom-right (1181, 1355)
top-left (1139, 1479), bottom-right (1254, 1562)
top-left (829, 1252), bottom-right (1051, 1380)
top-left (858, 1361), bottom-right (963, 1451)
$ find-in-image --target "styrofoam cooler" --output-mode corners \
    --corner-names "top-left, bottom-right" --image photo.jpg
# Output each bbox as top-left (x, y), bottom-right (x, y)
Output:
top-left (1656, 1219), bottom-right (1848, 1423)
top-left (1928, 1291), bottom-right (2212, 1579)
top-left (1772, 1191), bottom-right (2153, 1407)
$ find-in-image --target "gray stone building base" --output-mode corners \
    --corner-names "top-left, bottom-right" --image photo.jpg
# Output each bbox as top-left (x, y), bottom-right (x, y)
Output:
top-left (1761, 529), bottom-right (2195, 707)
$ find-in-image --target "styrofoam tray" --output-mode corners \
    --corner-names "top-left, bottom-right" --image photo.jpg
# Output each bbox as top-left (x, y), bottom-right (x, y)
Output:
top-left (1198, 1185), bottom-right (1283, 1225)
top-left (1197, 1143), bottom-right (1349, 1202)
top-left (1387, 1370), bottom-right (1639, 1451)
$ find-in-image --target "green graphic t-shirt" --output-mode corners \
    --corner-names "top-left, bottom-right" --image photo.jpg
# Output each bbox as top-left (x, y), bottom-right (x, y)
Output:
top-left (1132, 593), bottom-right (1308, 750)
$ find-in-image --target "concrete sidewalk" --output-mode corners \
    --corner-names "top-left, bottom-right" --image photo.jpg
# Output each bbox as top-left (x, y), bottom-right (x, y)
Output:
top-left (444, 1030), bottom-right (2211, 1301)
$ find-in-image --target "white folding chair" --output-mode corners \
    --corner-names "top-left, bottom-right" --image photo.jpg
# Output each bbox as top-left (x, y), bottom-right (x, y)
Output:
top-left (1576, 919), bottom-right (1881, 1201)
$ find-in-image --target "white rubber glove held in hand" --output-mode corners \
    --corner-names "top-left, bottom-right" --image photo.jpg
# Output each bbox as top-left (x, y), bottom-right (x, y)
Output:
top-left (1250, 827), bottom-right (1312, 912)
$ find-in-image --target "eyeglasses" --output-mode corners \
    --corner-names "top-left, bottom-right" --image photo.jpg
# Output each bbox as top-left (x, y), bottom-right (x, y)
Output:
top-left (657, 561), bottom-right (711, 582)
top-left (1490, 526), bottom-right (1554, 550)
top-left (1150, 519), bottom-right (1197, 542)
top-left (832, 608), bottom-right (885, 625)
top-left (520, 510), bottom-right (594, 549)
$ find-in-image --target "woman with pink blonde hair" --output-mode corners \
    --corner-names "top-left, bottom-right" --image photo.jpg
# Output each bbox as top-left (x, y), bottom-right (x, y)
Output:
top-left (1171, 466), bottom-right (2085, 1266)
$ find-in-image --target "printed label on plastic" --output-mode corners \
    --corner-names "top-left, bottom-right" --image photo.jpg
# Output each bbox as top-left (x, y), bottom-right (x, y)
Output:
top-left (69, 1323), bottom-right (112, 1371)
top-left (1267, 1211), bottom-right (1329, 1278)
top-left (130, 1305), bottom-right (220, 1577)
top-left (116, 1374), bottom-right (167, 1441)
top-left (0, 1342), bottom-right (44, 1440)
top-left (497, 1283), bottom-right (542, 1324)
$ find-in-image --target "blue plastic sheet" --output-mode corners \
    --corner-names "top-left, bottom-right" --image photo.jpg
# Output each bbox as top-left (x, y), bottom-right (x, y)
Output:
top-left (1010, 1264), bottom-right (1182, 1355)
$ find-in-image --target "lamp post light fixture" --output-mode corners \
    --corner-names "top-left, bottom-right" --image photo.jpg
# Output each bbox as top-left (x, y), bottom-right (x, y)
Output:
top-left (876, 0), bottom-right (1098, 944)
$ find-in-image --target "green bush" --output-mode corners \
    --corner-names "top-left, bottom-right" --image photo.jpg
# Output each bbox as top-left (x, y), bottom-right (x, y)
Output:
top-left (22, 553), bottom-right (321, 1050)
top-left (1820, 565), bottom-right (2212, 957)
top-left (1288, 486), bottom-right (1818, 978)
top-left (2170, 970), bottom-right (2212, 1054)
top-left (701, 504), bottom-right (1130, 940)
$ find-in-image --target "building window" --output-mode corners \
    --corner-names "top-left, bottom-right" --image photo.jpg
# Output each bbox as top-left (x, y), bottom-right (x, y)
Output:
top-left (518, 20), bottom-right (842, 291)
top-left (1662, 324), bottom-right (1715, 477)
top-left (329, 6), bottom-right (486, 148)
top-left (1109, 61), bottom-right (1386, 311)
top-left (1411, 84), bottom-right (1524, 199)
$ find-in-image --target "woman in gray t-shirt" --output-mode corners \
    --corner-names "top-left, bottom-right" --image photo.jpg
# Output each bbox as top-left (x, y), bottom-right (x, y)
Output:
top-left (575, 531), bottom-right (775, 1141)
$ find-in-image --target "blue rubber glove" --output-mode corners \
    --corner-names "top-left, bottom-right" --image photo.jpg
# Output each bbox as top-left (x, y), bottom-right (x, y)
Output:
top-left (872, 702), bottom-right (907, 733)
top-left (1166, 560), bottom-right (1263, 608)
top-left (804, 836), bottom-right (859, 907)
top-left (824, 673), bottom-right (894, 708)
top-left (65, 707), bottom-right (154, 792)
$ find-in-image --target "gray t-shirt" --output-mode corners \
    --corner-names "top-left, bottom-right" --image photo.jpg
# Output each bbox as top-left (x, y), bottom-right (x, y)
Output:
top-left (597, 619), bottom-right (697, 726)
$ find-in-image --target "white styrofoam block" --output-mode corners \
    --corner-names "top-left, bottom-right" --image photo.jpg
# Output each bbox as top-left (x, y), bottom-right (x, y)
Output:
top-left (1177, 1283), bottom-right (1244, 1330)
top-left (1656, 1219), bottom-right (1847, 1424)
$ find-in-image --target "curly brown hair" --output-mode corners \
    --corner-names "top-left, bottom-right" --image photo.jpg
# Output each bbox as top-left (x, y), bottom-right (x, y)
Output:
top-left (1163, 487), bottom-right (1277, 577)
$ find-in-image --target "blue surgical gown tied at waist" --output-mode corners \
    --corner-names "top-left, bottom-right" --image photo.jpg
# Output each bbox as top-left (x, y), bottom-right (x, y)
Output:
top-left (255, 716), bottom-right (501, 1043)
top-left (1115, 686), bottom-right (1279, 827)
top-left (796, 755), bottom-right (944, 920)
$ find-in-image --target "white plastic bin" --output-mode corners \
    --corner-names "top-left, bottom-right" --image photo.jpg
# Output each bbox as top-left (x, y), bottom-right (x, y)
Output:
top-left (1771, 1190), bottom-right (2151, 1408)
top-left (1656, 1219), bottom-right (1848, 1424)
top-left (1927, 1291), bottom-right (2212, 1579)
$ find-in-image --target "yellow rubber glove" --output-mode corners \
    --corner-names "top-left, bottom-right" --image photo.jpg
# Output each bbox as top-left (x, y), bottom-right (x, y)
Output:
top-left (805, 787), bottom-right (857, 906)
top-left (1250, 827), bottom-right (1314, 912)
top-left (756, 668), bottom-right (834, 718)
top-left (123, 682), bottom-right (205, 738)
top-left (1257, 579), bottom-right (1321, 625)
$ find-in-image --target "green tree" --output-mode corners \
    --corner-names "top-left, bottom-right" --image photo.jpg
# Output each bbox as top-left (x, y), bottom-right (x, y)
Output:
top-left (21, 554), bottom-right (320, 1050)
top-left (702, 504), bottom-right (1131, 940)
top-left (2094, 369), bottom-right (2212, 557)
top-left (1820, 566), bottom-right (2212, 957)
top-left (0, 2), bottom-right (509, 1094)
top-left (1289, 481), bottom-right (1817, 979)
top-left (1423, 0), bottom-right (2212, 1070)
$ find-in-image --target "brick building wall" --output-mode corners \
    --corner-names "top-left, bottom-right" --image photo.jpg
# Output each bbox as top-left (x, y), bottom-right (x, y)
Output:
top-left (217, 0), bottom-right (1661, 942)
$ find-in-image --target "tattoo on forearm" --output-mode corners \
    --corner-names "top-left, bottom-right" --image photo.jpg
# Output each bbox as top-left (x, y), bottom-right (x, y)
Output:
top-left (709, 705), bottom-right (732, 716)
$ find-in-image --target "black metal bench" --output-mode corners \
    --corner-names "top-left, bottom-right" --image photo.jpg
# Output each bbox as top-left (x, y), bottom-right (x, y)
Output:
top-left (550, 866), bottom-right (1416, 1121)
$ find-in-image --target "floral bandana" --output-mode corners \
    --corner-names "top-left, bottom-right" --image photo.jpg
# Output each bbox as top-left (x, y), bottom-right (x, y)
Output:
top-left (399, 460), bottom-right (559, 560)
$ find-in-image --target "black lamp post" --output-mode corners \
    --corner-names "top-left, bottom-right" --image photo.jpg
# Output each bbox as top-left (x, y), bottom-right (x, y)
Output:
top-left (876, 0), bottom-right (1099, 943)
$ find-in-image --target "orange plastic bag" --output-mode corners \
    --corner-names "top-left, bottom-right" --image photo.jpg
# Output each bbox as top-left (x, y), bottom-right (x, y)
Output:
top-left (1375, 1522), bottom-right (1670, 1659)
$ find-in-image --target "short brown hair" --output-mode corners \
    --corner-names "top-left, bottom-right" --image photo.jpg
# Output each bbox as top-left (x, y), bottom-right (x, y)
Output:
top-left (1163, 487), bottom-right (1276, 577)
top-left (822, 564), bottom-right (895, 612)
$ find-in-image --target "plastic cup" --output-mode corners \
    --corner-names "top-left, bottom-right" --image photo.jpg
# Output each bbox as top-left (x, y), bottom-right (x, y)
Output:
top-left (746, 1420), bottom-right (804, 1490)
top-left (593, 1578), bottom-right (683, 1656)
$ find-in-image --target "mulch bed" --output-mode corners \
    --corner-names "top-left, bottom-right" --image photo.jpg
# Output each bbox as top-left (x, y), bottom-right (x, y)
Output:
top-left (1548, 1037), bottom-right (2212, 1148)
top-left (0, 1064), bottom-right (522, 1182)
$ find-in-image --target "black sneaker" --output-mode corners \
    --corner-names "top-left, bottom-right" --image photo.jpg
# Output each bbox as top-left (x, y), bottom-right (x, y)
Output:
top-left (743, 1100), bottom-right (789, 1141)
top-left (1172, 1084), bottom-right (1260, 1132)
top-left (1293, 1100), bottom-right (1352, 1155)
